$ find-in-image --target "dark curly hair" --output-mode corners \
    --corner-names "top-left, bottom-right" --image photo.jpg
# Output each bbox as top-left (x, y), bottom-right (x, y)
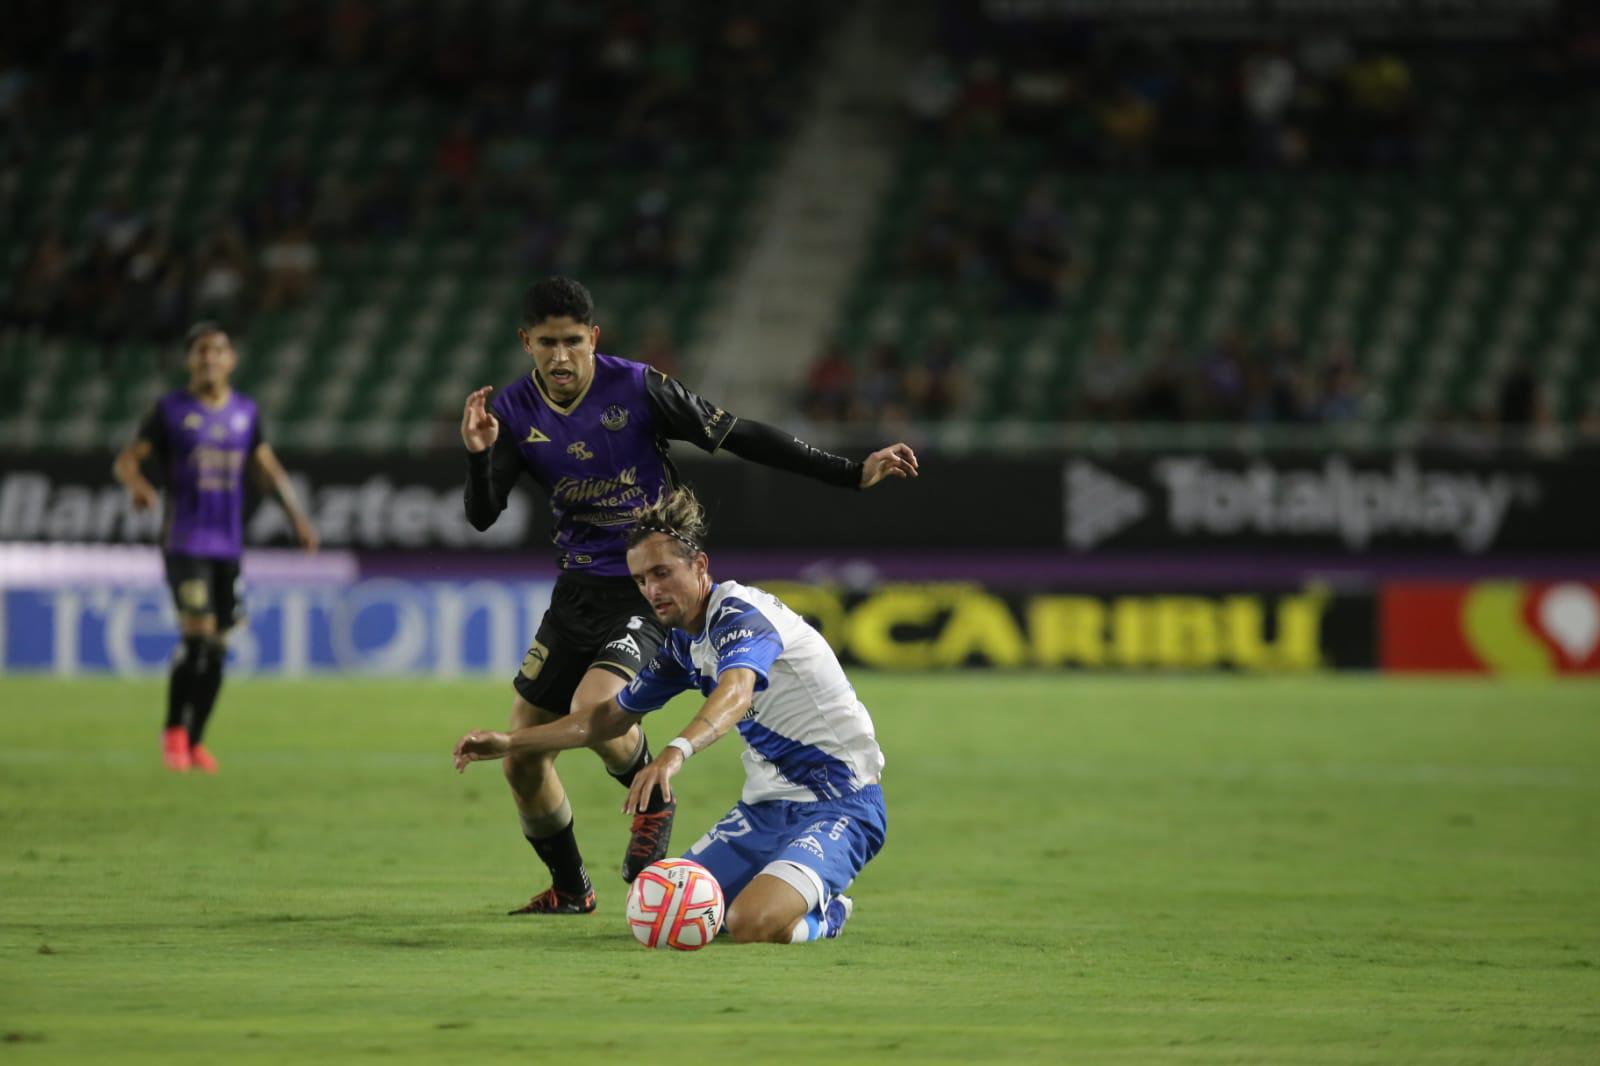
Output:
top-left (521, 276), bottom-right (594, 326)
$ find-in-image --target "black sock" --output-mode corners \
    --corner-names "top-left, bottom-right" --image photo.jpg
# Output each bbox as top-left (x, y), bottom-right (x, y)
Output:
top-left (608, 736), bottom-right (672, 813)
top-left (165, 636), bottom-right (205, 730)
top-left (185, 640), bottom-right (225, 746)
top-left (527, 820), bottom-right (592, 897)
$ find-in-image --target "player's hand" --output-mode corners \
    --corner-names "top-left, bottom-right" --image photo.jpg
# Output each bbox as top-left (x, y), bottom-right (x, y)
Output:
top-left (461, 387), bottom-right (499, 453)
top-left (129, 482), bottom-right (159, 511)
top-left (859, 442), bottom-right (919, 489)
top-left (453, 730), bottom-right (511, 772)
top-left (293, 517), bottom-right (319, 554)
top-left (623, 749), bottom-right (684, 814)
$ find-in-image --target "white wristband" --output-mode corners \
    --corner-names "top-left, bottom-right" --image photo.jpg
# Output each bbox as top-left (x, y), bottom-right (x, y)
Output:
top-left (665, 737), bottom-right (695, 761)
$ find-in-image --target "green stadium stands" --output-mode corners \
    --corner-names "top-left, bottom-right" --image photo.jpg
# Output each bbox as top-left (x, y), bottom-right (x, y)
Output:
top-left (1, 13), bottom-right (788, 450)
top-left (838, 94), bottom-right (1600, 427)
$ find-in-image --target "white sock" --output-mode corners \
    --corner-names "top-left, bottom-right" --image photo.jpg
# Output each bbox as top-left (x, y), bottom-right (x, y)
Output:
top-left (787, 912), bottom-right (824, 943)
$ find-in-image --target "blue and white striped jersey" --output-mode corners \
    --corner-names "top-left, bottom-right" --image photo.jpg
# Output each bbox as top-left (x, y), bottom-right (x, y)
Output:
top-left (616, 580), bottom-right (885, 805)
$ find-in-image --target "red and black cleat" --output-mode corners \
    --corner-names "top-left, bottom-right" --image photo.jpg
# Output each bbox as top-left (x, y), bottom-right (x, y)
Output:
top-left (162, 727), bottom-right (191, 772)
top-left (621, 800), bottom-right (676, 883)
top-left (189, 744), bottom-right (219, 774)
top-left (507, 886), bottom-right (596, 916)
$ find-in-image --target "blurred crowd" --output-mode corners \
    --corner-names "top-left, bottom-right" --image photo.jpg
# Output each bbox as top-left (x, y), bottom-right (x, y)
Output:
top-left (905, 1), bottom-right (1600, 171)
top-left (803, 322), bottom-right (1600, 445)
top-left (6, 1), bottom-right (1599, 442)
top-left (802, 322), bottom-right (1373, 428)
top-left (802, 2), bottom-right (1600, 435)
top-left (897, 177), bottom-right (1079, 311)
top-left (1, 0), bottom-right (820, 156)
top-left (803, 336), bottom-right (966, 427)
top-left (902, 34), bottom-right (1422, 172)
top-left (6, 183), bottom-right (320, 357)
top-left (0, 0), bottom-right (829, 351)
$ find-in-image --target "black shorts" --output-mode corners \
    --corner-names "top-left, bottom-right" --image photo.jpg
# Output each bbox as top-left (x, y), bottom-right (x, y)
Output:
top-left (163, 552), bottom-right (245, 630)
top-left (513, 571), bottom-right (668, 715)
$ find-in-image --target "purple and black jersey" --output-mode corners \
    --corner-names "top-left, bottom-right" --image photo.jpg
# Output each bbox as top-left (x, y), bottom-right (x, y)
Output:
top-left (138, 389), bottom-right (262, 560)
top-left (467, 355), bottom-right (737, 576)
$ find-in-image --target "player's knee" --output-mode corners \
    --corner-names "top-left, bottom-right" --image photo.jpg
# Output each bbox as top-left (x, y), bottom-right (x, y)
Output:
top-left (567, 686), bottom-right (620, 724)
top-left (179, 614), bottom-right (217, 639)
top-left (503, 746), bottom-right (553, 772)
top-left (586, 720), bottom-right (638, 758)
top-left (508, 694), bottom-right (558, 733)
top-left (178, 633), bottom-right (225, 671)
top-left (724, 900), bottom-right (795, 944)
top-left (502, 751), bottom-right (555, 807)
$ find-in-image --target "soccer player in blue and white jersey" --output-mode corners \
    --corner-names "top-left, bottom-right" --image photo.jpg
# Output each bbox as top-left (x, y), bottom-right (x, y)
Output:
top-left (454, 487), bottom-right (885, 943)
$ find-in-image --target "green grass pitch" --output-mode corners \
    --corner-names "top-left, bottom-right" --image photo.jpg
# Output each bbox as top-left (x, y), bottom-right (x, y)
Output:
top-left (2, 674), bottom-right (1597, 1064)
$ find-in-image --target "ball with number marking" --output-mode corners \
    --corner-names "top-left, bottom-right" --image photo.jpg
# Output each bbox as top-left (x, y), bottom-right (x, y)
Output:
top-left (626, 858), bottom-right (724, 950)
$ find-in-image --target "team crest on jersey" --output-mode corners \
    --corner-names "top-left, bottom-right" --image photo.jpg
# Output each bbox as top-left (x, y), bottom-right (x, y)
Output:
top-left (601, 404), bottom-right (629, 431)
top-left (567, 440), bottom-right (594, 460)
top-left (231, 413), bottom-right (249, 432)
top-left (182, 412), bottom-right (204, 431)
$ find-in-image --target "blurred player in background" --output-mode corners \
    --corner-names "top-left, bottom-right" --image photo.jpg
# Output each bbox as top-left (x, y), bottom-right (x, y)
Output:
top-left (455, 487), bottom-right (885, 943)
top-left (113, 322), bottom-right (318, 773)
top-left (461, 276), bottom-right (914, 915)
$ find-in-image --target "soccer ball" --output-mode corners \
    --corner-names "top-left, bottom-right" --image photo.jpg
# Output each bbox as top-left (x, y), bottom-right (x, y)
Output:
top-left (625, 858), bottom-right (725, 950)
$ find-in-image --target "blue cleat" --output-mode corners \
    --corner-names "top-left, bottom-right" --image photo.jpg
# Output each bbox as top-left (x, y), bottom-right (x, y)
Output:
top-left (822, 895), bottom-right (854, 939)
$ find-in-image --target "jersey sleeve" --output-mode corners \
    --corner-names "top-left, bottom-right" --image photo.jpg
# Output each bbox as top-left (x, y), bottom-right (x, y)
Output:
top-left (463, 426), bottom-right (524, 531)
top-left (708, 598), bottom-right (784, 690)
top-left (136, 403), bottom-right (169, 461)
top-left (617, 643), bottom-right (696, 714)
top-left (644, 369), bottom-right (737, 454)
top-left (719, 419), bottom-right (863, 489)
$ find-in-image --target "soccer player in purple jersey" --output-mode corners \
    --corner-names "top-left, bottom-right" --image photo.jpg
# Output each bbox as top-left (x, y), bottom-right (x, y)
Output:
top-left (113, 322), bottom-right (317, 773)
top-left (460, 276), bottom-right (916, 915)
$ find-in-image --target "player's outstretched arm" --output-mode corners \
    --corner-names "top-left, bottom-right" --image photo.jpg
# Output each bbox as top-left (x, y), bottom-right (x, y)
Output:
top-left (622, 668), bottom-right (757, 814)
top-left (112, 439), bottom-right (160, 511)
top-left (453, 697), bottom-right (635, 772)
top-left (718, 419), bottom-right (918, 490)
top-left (645, 373), bottom-right (917, 490)
top-left (250, 443), bottom-right (318, 552)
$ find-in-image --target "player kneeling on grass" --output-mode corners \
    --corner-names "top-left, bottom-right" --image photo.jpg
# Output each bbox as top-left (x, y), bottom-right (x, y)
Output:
top-left (455, 488), bottom-right (885, 943)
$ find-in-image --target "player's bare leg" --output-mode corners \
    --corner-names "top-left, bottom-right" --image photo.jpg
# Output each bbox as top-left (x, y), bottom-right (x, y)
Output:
top-left (725, 875), bottom-right (814, 943)
top-left (502, 695), bottom-right (595, 914)
top-left (568, 667), bottom-right (676, 882)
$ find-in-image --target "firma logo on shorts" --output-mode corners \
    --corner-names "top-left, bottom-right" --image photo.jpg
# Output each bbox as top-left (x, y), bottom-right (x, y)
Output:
top-left (791, 835), bottom-right (827, 859)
